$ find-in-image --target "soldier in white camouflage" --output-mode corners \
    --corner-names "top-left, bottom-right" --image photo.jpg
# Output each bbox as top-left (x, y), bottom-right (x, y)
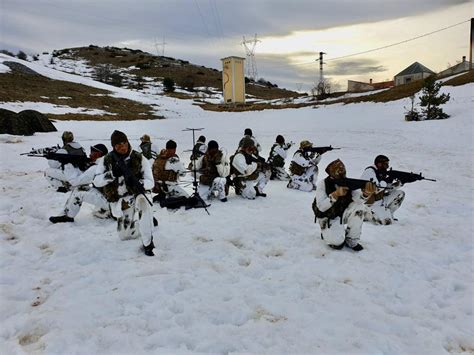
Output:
top-left (152, 140), bottom-right (188, 200)
top-left (195, 140), bottom-right (230, 202)
top-left (231, 137), bottom-right (268, 199)
top-left (93, 130), bottom-right (156, 256)
top-left (49, 143), bottom-right (110, 224)
top-left (287, 140), bottom-right (321, 192)
top-left (45, 131), bottom-right (87, 193)
top-left (267, 135), bottom-right (292, 181)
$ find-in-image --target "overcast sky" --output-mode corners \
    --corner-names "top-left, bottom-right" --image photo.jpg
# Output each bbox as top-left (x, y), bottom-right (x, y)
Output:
top-left (1, 0), bottom-right (472, 91)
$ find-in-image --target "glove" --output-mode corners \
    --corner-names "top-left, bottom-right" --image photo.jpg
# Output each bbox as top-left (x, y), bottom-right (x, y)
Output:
top-left (331, 186), bottom-right (349, 199)
top-left (362, 182), bottom-right (376, 196)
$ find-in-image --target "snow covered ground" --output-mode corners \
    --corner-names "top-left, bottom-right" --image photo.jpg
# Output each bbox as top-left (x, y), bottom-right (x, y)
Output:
top-left (0, 57), bottom-right (473, 353)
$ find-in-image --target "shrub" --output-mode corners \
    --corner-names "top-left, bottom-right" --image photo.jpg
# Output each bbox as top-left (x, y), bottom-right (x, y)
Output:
top-left (17, 51), bottom-right (27, 60)
top-left (163, 77), bottom-right (175, 92)
top-left (0, 49), bottom-right (14, 56)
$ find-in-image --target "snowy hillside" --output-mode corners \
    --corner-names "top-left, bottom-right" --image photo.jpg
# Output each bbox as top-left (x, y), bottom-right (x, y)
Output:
top-left (0, 57), bottom-right (473, 353)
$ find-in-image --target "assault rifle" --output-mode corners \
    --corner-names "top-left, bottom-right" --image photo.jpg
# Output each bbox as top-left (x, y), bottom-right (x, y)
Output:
top-left (22, 148), bottom-right (91, 171)
top-left (333, 177), bottom-right (383, 191)
top-left (386, 169), bottom-right (436, 184)
top-left (245, 153), bottom-right (266, 165)
top-left (304, 145), bottom-right (341, 155)
top-left (111, 153), bottom-right (153, 206)
top-left (20, 144), bottom-right (60, 156)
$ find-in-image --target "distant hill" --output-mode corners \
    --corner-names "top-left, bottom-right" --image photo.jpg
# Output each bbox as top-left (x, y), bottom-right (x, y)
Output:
top-left (50, 45), bottom-right (300, 100)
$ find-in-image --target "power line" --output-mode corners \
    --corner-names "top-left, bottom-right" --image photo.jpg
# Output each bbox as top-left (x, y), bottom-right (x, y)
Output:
top-left (193, 0), bottom-right (211, 38)
top-left (326, 19), bottom-right (470, 62)
top-left (261, 19), bottom-right (470, 70)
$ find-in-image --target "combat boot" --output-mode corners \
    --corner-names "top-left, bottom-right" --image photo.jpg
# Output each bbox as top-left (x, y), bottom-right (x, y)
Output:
top-left (350, 244), bottom-right (364, 252)
top-left (254, 187), bottom-right (267, 197)
top-left (143, 240), bottom-right (155, 256)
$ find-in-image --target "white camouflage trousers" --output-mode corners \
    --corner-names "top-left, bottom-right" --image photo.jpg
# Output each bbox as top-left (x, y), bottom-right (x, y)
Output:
top-left (160, 181), bottom-right (189, 198)
top-left (63, 187), bottom-right (109, 218)
top-left (45, 167), bottom-right (81, 189)
top-left (240, 172), bottom-right (269, 199)
top-left (113, 194), bottom-right (154, 247)
top-left (198, 177), bottom-right (227, 200)
top-left (365, 190), bottom-right (405, 225)
top-left (288, 166), bottom-right (318, 192)
top-left (318, 201), bottom-right (369, 248)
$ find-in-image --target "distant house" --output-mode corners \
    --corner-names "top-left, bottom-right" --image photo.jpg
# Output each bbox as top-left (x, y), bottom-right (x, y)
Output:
top-left (347, 78), bottom-right (394, 92)
top-left (437, 56), bottom-right (472, 78)
top-left (394, 62), bottom-right (435, 86)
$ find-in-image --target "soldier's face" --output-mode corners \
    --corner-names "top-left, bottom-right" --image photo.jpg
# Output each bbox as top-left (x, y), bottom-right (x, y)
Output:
top-left (376, 161), bottom-right (389, 171)
top-left (90, 150), bottom-right (102, 162)
top-left (114, 141), bottom-right (129, 155)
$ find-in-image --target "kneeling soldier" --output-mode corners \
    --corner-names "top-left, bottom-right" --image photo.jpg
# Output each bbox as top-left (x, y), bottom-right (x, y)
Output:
top-left (361, 155), bottom-right (405, 225)
top-left (49, 143), bottom-right (109, 223)
top-left (152, 140), bottom-right (188, 200)
top-left (288, 140), bottom-right (321, 192)
top-left (195, 140), bottom-right (230, 202)
top-left (231, 138), bottom-right (267, 199)
top-left (93, 130), bottom-right (156, 256)
top-left (267, 135), bottom-right (292, 181)
top-left (313, 159), bottom-right (373, 251)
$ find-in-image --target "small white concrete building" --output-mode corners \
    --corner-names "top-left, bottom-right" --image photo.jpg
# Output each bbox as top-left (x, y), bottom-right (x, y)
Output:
top-left (394, 62), bottom-right (435, 86)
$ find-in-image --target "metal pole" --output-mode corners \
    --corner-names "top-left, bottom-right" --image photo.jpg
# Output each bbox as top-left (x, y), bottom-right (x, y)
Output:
top-left (470, 18), bottom-right (473, 70)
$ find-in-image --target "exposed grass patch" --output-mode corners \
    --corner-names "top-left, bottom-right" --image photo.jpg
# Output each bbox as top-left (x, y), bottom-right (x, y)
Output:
top-left (442, 70), bottom-right (474, 86)
top-left (0, 71), bottom-right (163, 120)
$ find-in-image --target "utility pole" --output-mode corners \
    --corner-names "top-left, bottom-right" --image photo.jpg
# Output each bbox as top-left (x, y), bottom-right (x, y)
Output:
top-left (242, 34), bottom-right (260, 81)
top-left (315, 51), bottom-right (326, 84)
top-left (470, 18), bottom-right (473, 70)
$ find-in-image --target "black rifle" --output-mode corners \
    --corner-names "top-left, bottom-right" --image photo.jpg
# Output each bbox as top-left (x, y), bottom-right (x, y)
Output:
top-left (386, 169), bottom-right (436, 184)
top-left (245, 153), bottom-right (271, 171)
top-left (22, 150), bottom-right (91, 171)
top-left (304, 145), bottom-right (341, 155)
top-left (111, 153), bottom-right (153, 206)
top-left (333, 177), bottom-right (382, 191)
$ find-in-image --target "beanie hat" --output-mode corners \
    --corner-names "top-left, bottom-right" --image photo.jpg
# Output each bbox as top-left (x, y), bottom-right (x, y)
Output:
top-left (300, 140), bottom-right (313, 149)
top-left (374, 155), bottom-right (389, 164)
top-left (91, 143), bottom-right (108, 155)
top-left (198, 135), bottom-right (206, 143)
top-left (244, 128), bottom-right (253, 136)
top-left (325, 159), bottom-right (346, 179)
top-left (140, 134), bottom-right (151, 143)
top-left (241, 137), bottom-right (255, 149)
top-left (166, 140), bottom-right (177, 149)
top-left (276, 135), bottom-right (285, 144)
top-left (111, 130), bottom-right (128, 146)
top-left (62, 131), bottom-right (74, 143)
top-left (207, 140), bottom-right (218, 150)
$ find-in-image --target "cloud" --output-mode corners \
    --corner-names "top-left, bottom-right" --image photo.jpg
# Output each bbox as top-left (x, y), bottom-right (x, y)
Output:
top-left (325, 59), bottom-right (387, 76)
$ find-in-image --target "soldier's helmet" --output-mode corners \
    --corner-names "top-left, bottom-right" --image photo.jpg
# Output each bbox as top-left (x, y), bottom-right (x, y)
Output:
top-left (62, 131), bottom-right (74, 144)
top-left (140, 134), bottom-right (151, 143)
top-left (241, 137), bottom-right (255, 149)
top-left (299, 140), bottom-right (313, 149)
